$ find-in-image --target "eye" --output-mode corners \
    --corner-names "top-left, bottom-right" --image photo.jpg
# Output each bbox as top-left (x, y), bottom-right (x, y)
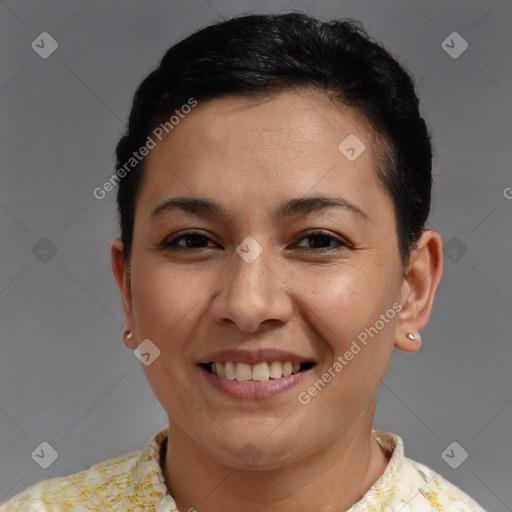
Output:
top-left (292, 230), bottom-right (350, 251)
top-left (159, 229), bottom-right (350, 252)
top-left (160, 230), bottom-right (218, 250)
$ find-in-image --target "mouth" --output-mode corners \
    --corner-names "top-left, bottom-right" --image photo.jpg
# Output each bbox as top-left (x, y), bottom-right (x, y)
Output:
top-left (199, 360), bottom-right (316, 381)
top-left (197, 349), bottom-right (317, 399)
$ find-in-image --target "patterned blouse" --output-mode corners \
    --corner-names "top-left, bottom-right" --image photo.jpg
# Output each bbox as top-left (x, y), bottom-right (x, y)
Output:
top-left (0, 428), bottom-right (487, 511)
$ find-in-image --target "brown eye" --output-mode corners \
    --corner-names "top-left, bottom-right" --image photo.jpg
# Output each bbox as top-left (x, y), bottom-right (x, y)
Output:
top-left (161, 230), bottom-right (217, 250)
top-left (293, 230), bottom-right (349, 251)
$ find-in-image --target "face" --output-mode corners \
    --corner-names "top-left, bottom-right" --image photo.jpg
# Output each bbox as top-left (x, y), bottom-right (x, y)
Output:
top-left (117, 90), bottom-right (409, 469)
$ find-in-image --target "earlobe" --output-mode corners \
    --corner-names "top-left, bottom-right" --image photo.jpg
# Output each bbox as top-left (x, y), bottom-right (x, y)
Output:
top-left (395, 331), bottom-right (422, 353)
top-left (122, 328), bottom-right (137, 350)
top-left (394, 229), bottom-right (443, 353)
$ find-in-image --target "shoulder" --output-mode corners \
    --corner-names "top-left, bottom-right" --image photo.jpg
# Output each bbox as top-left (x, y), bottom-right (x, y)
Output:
top-left (0, 429), bottom-right (170, 512)
top-left (398, 454), bottom-right (488, 511)
top-left (0, 451), bottom-right (140, 512)
top-left (369, 431), bottom-right (488, 512)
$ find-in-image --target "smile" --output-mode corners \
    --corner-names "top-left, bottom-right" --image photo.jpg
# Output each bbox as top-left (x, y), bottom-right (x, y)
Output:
top-left (200, 361), bottom-right (316, 381)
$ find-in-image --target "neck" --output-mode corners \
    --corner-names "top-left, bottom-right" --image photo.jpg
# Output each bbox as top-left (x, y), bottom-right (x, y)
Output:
top-left (162, 416), bottom-right (390, 512)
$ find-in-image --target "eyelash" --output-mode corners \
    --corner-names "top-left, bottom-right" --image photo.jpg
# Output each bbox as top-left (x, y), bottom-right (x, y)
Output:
top-left (159, 229), bottom-right (351, 252)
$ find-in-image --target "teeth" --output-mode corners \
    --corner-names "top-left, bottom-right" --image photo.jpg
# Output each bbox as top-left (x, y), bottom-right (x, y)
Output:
top-left (208, 361), bottom-right (308, 381)
top-left (269, 361), bottom-right (283, 379)
top-left (235, 362), bottom-right (252, 381)
top-left (215, 362), bottom-right (225, 378)
top-left (251, 362), bottom-right (270, 381)
top-left (224, 361), bottom-right (236, 380)
top-left (282, 362), bottom-right (292, 377)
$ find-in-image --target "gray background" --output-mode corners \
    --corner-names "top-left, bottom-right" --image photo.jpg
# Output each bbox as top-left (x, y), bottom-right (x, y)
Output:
top-left (1, 0), bottom-right (511, 510)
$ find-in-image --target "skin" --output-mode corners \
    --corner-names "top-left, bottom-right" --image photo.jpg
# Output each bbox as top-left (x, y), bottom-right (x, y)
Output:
top-left (111, 89), bottom-right (443, 512)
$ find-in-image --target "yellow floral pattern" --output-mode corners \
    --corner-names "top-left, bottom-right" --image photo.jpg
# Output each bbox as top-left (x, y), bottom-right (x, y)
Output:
top-left (0, 429), bottom-right (487, 511)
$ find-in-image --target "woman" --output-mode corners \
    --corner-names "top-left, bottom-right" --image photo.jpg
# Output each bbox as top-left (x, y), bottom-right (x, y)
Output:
top-left (0, 12), bottom-right (487, 512)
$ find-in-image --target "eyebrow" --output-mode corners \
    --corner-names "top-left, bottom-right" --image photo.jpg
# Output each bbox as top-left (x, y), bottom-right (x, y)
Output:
top-left (150, 194), bottom-right (371, 223)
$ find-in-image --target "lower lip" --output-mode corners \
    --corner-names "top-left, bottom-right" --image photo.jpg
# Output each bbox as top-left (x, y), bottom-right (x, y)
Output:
top-left (199, 365), bottom-right (307, 399)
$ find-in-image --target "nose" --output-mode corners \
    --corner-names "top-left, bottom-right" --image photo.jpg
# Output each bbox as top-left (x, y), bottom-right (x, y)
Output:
top-left (210, 243), bottom-right (293, 333)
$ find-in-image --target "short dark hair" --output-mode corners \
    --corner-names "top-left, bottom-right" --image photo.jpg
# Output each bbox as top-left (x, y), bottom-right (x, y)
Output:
top-left (115, 12), bottom-right (432, 269)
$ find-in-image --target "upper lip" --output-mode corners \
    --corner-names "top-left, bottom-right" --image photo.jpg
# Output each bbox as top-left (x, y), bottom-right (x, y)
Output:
top-left (197, 348), bottom-right (316, 365)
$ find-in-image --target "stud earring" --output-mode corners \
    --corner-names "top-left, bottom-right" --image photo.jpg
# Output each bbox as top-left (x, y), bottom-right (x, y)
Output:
top-left (124, 329), bottom-right (133, 339)
top-left (407, 333), bottom-right (416, 340)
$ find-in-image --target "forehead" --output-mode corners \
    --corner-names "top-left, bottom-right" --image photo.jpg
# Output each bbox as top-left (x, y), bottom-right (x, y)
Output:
top-left (170, 90), bottom-right (377, 155)
top-left (138, 90), bottom-right (389, 223)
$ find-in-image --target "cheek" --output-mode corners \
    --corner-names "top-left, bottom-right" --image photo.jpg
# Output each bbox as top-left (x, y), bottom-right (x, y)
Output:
top-left (309, 268), bottom-right (399, 398)
top-left (130, 262), bottom-right (212, 418)
top-left (289, 263), bottom-right (398, 354)
top-left (130, 262), bottom-right (208, 353)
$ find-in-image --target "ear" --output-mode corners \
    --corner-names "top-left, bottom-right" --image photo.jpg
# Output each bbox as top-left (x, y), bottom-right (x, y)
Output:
top-left (395, 229), bottom-right (444, 353)
top-left (111, 239), bottom-right (137, 349)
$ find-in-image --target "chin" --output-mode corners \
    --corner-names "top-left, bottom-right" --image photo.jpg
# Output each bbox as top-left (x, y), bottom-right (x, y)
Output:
top-left (200, 429), bottom-right (309, 471)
